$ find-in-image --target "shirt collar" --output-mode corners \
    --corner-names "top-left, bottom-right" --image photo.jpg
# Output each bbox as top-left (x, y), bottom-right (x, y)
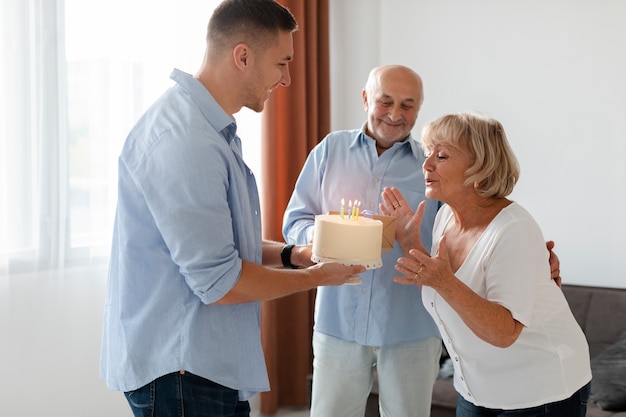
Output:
top-left (170, 68), bottom-right (237, 144)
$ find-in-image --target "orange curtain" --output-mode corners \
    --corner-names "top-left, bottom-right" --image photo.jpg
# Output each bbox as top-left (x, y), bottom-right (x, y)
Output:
top-left (259, 0), bottom-right (330, 414)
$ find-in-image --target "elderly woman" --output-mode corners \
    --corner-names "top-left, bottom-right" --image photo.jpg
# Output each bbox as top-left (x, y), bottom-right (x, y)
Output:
top-left (382, 112), bottom-right (591, 417)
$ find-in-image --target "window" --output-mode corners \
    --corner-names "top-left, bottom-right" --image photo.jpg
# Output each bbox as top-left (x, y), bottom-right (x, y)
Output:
top-left (0, 0), bottom-right (262, 275)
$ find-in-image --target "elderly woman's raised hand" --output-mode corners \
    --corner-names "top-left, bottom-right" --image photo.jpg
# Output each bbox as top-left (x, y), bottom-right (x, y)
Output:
top-left (394, 235), bottom-right (455, 290)
top-left (380, 186), bottom-right (428, 257)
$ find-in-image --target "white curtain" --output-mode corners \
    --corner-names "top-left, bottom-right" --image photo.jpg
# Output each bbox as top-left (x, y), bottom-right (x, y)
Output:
top-left (1, 0), bottom-right (67, 274)
top-left (0, 0), bottom-right (261, 276)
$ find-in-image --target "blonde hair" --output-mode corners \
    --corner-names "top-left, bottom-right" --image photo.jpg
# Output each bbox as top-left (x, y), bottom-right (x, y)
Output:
top-left (421, 112), bottom-right (520, 198)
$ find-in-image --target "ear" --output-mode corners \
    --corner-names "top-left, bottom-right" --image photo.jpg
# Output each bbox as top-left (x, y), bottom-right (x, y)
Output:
top-left (233, 43), bottom-right (251, 71)
top-left (362, 89), bottom-right (368, 111)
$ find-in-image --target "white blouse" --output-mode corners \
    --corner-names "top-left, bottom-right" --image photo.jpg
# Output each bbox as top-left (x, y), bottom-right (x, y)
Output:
top-left (422, 203), bottom-right (592, 409)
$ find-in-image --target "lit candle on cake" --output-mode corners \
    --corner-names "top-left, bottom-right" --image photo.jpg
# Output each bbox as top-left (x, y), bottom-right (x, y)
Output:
top-left (356, 200), bottom-right (361, 220)
top-left (340, 198), bottom-right (345, 219)
top-left (348, 200), bottom-right (353, 220)
top-left (351, 200), bottom-right (357, 219)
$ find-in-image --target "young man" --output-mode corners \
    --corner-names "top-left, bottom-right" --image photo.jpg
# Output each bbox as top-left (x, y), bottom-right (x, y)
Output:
top-left (100, 2), bottom-right (364, 416)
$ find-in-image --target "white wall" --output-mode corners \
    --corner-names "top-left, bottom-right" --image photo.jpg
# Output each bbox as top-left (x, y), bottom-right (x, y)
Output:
top-left (0, 266), bottom-right (130, 416)
top-left (330, 0), bottom-right (626, 289)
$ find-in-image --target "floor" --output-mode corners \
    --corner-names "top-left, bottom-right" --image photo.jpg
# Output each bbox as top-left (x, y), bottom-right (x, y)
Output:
top-left (249, 395), bottom-right (310, 417)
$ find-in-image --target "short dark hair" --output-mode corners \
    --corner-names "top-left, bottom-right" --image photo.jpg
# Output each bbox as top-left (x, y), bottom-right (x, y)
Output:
top-left (207, 0), bottom-right (298, 54)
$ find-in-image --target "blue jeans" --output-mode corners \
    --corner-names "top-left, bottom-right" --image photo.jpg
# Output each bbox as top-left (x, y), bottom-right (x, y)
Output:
top-left (456, 382), bottom-right (591, 417)
top-left (124, 371), bottom-right (251, 417)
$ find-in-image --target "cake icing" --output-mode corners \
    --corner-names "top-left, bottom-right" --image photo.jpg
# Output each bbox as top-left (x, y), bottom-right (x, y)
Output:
top-left (311, 214), bottom-right (384, 269)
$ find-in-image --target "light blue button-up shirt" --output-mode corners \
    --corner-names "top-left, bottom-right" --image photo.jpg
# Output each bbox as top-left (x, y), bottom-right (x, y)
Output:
top-left (100, 69), bottom-right (266, 399)
top-left (283, 127), bottom-right (441, 346)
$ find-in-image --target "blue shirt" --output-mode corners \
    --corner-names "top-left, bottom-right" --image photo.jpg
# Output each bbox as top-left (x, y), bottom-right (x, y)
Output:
top-left (100, 69), bottom-right (267, 399)
top-left (282, 127), bottom-right (441, 346)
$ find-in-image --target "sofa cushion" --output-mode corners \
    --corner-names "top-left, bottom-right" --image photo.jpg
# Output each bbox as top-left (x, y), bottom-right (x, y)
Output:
top-left (590, 331), bottom-right (626, 411)
top-left (562, 285), bottom-right (626, 358)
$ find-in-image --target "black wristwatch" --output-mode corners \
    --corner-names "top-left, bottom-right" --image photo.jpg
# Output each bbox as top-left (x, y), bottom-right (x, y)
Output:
top-left (281, 244), bottom-right (298, 269)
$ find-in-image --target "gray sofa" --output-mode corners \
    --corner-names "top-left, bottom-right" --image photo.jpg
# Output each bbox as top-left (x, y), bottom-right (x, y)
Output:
top-left (366, 284), bottom-right (626, 417)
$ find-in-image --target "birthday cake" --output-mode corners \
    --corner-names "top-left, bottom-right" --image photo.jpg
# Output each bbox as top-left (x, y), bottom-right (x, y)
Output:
top-left (311, 214), bottom-right (384, 269)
